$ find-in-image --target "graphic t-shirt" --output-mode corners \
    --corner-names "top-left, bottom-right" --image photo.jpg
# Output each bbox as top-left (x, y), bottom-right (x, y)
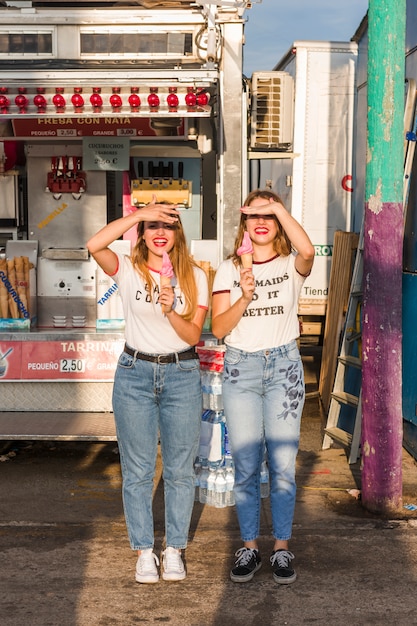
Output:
top-left (212, 253), bottom-right (305, 352)
top-left (111, 253), bottom-right (209, 353)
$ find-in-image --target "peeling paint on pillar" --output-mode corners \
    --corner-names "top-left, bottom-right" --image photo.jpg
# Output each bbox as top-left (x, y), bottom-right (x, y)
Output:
top-left (361, 0), bottom-right (405, 514)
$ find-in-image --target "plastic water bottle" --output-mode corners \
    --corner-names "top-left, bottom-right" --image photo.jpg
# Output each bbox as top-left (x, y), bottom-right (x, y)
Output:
top-left (214, 468), bottom-right (227, 508)
top-left (209, 371), bottom-right (223, 410)
top-left (207, 410), bottom-right (225, 469)
top-left (202, 371), bottom-right (223, 410)
top-left (206, 466), bottom-right (217, 506)
top-left (194, 462), bottom-right (201, 502)
top-left (201, 370), bottom-right (211, 409)
top-left (199, 464), bottom-right (209, 504)
top-left (225, 467), bottom-right (235, 507)
top-left (260, 459), bottom-right (270, 498)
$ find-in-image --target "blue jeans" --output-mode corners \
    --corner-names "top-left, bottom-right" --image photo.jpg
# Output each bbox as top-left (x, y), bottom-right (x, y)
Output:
top-left (222, 340), bottom-right (304, 542)
top-left (112, 349), bottom-right (202, 551)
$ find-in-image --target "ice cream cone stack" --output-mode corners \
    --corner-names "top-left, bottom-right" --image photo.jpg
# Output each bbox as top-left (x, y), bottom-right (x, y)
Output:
top-left (15, 256), bottom-right (30, 317)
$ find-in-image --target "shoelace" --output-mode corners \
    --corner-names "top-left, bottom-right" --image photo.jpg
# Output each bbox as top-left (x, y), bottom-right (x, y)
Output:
top-left (138, 551), bottom-right (159, 572)
top-left (234, 547), bottom-right (257, 566)
top-left (164, 549), bottom-right (183, 572)
top-left (270, 550), bottom-right (294, 568)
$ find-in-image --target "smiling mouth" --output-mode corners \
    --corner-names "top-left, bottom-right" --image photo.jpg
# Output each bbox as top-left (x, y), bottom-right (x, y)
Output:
top-left (254, 227), bottom-right (269, 235)
top-left (153, 238), bottom-right (168, 246)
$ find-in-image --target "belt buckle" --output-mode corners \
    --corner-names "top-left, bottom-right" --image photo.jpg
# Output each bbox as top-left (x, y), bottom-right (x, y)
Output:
top-left (157, 354), bottom-right (172, 364)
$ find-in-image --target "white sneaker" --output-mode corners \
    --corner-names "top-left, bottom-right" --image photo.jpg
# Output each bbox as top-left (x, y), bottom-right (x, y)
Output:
top-left (135, 549), bottom-right (159, 584)
top-left (161, 547), bottom-right (186, 581)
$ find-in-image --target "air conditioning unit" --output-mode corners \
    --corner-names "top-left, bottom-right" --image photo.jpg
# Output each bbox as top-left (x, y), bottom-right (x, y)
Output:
top-left (250, 71), bottom-right (294, 151)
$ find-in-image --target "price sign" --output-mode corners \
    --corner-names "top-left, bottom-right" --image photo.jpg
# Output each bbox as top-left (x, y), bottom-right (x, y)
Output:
top-left (60, 358), bottom-right (86, 373)
top-left (83, 138), bottom-right (130, 171)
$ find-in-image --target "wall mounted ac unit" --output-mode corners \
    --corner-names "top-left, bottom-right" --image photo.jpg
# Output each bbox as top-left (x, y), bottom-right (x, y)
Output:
top-left (250, 71), bottom-right (294, 151)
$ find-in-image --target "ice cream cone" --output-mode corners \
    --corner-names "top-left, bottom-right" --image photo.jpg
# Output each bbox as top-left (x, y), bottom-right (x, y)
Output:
top-left (0, 259), bottom-right (8, 318)
top-left (237, 231), bottom-right (254, 268)
top-left (17, 286), bottom-right (28, 317)
top-left (6, 263), bottom-right (18, 317)
top-left (240, 253), bottom-right (253, 269)
top-left (160, 275), bottom-right (172, 314)
top-left (0, 292), bottom-right (9, 318)
top-left (8, 295), bottom-right (18, 319)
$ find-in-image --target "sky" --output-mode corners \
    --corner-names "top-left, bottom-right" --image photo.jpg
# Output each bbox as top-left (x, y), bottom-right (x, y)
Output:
top-left (243, 0), bottom-right (369, 76)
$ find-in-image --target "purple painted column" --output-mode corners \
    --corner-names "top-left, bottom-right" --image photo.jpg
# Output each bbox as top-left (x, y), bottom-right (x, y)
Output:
top-left (361, 0), bottom-right (405, 513)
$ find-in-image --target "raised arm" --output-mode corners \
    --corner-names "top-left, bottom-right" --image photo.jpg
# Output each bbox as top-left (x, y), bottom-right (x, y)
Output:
top-left (241, 200), bottom-right (315, 276)
top-left (86, 198), bottom-right (179, 275)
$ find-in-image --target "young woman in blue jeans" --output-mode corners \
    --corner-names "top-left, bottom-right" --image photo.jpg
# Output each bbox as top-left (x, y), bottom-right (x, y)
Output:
top-left (212, 189), bottom-right (314, 584)
top-left (87, 197), bottom-right (208, 584)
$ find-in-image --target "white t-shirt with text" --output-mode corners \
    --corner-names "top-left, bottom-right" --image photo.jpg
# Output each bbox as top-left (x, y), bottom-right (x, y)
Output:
top-left (111, 252), bottom-right (209, 354)
top-left (212, 253), bottom-right (305, 352)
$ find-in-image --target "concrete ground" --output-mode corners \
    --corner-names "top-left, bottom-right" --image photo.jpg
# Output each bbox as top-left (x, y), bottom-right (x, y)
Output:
top-left (0, 342), bottom-right (417, 626)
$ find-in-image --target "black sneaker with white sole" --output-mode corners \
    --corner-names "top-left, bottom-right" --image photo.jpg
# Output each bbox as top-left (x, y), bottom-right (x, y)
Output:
top-left (230, 547), bottom-right (262, 583)
top-left (270, 549), bottom-right (297, 584)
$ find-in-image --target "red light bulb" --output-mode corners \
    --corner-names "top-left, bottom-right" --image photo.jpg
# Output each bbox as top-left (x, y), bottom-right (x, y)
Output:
top-left (196, 91), bottom-right (209, 106)
top-left (90, 93), bottom-right (103, 108)
top-left (15, 94), bottom-right (28, 108)
top-left (110, 93), bottom-right (122, 109)
top-left (185, 91), bottom-right (197, 107)
top-left (0, 95), bottom-right (9, 107)
top-left (71, 93), bottom-right (84, 108)
top-left (128, 93), bottom-right (141, 108)
top-left (167, 92), bottom-right (179, 108)
top-left (52, 93), bottom-right (66, 109)
top-left (33, 94), bottom-right (46, 109)
top-left (148, 92), bottom-right (160, 108)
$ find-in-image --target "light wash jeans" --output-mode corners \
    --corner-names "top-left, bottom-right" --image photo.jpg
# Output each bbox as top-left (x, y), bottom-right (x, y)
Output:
top-left (222, 340), bottom-right (304, 542)
top-left (112, 349), bottom-right (202, 551)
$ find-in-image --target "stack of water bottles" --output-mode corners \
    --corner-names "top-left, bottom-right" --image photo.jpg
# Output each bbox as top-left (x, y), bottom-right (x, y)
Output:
top-left (195, 344), bottom-right (270, 507)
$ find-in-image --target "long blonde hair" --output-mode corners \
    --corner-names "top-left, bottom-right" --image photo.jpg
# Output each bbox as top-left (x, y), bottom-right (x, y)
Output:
top-left (131, 217), bottom-right (199, 321)
top-left (231, 189), bottom-right (292, 266)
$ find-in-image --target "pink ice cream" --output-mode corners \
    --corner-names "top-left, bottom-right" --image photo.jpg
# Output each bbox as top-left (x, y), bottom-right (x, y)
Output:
top-left (161, 251), bottom-right (174, 279)
top-left (160, 252), bottom-right (174, 313)
top-left (237, 231), bottom-right (254, 268)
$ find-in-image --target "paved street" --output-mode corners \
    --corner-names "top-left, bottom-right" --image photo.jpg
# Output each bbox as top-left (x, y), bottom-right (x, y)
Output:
top-left (1, 344), bottom-right (416, 626)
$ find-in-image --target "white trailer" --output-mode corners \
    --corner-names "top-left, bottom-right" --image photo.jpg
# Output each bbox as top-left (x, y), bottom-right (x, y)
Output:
top-left (0, 0), bottom-right (251, 440)
top-left (251, 41), bottom-right (358, 330)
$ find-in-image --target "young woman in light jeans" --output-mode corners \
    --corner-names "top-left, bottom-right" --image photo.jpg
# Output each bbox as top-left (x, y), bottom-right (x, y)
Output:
top-left (212, 189), bottom-right (314, 584)
top-left (87, 197), bottom-right (208, 584)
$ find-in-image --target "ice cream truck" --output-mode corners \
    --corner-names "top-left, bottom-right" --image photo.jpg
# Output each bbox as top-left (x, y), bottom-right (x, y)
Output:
top-left (0, 0), bottom-right (253, 440)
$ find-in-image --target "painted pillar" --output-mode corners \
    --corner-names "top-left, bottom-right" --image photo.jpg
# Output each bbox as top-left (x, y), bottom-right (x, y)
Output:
top-left (361, 0), bottom-right (405, 513)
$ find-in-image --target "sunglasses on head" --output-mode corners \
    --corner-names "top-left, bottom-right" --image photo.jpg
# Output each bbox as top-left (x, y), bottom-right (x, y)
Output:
top-left (244, 214), bottom-right (276, 220)
top-left (145, 221), bottom-right (178, 231)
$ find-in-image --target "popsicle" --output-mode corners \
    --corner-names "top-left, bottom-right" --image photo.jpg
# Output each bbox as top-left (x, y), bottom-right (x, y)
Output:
top-left (237, 231), bottom-right (254, 268)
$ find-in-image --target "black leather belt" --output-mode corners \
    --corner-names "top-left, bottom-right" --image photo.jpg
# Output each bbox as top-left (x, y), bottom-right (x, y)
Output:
top-left (124, 343), bottom-right (198, 364)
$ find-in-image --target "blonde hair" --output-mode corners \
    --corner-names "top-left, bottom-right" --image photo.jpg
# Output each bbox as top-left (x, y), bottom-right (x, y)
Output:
top-left (231, 189), bottom-right (292, 265)
top-left (131, 217), bottom-right (199, 321)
